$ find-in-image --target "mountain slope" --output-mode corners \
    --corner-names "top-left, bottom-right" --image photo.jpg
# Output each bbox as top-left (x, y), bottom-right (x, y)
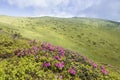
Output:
top-left (0, 16), bottom-right (120, 71)
top-left (0, 34), bottom-right (119, 80)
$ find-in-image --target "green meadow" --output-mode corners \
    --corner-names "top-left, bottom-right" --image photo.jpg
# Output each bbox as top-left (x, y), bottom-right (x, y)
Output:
top-left (0, 16), bottom-right (120, 79)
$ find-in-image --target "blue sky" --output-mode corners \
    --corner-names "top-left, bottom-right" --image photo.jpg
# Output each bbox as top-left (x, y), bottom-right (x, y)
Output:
top-left (0, 0), bottom-right (120, 21)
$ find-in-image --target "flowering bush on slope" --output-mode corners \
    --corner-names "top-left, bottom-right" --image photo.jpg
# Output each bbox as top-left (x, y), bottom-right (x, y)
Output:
top-left (10, 40), bottom-right (115, 80)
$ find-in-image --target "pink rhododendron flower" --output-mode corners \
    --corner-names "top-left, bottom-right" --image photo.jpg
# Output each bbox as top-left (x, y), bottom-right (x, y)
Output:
top-left (101, 66), bottom-right (108, 75)
top-left (54, 55), bottom-right (60, 60)
top-left (59, 75), bottom-right (63, 80)
top-left (57, 47), bottom-right (63, 51)
top-left (60, 50), bottom-right (65, 56)
top-left (48, 45), bottom-right (54, 51)
top-left (93, 63), bottom-right (97, 68)
top-left (101, 66), bottom-right (105, 70)
top-left (42, 62), bottom-right (51, 67)
top-left (40, 47), bottom-right (46, 51)
top-left (47, 44), bottom-right (54, 51)
top-left (32, 46), bottom-right (38, 52)
top-left (55, 61), bottom-right (64, 69)
top-left (101, 69), bottom-right (108, 75)
top-left (69, 68), bottom-right (76, 76)
top-left (57, 47), bottom-right (65, 56)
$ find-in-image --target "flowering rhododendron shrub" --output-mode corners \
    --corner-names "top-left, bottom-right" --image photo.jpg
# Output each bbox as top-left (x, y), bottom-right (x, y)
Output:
top-left (0, 39), bottom-right (118, 80)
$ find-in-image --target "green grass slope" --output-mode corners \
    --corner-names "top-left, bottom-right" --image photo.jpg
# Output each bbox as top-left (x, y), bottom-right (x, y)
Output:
top-left (0, 33), bottom-right (120, 80)
top-left (0, 15), bottom-right (120, 71)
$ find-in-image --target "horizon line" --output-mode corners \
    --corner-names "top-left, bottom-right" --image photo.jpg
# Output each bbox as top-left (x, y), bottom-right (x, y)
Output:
top-left (0, 15), bottom-right (119, 23)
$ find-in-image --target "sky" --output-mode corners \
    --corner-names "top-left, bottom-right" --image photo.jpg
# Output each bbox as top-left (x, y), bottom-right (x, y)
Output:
top-left (0, 0), bottom-right (120, 21)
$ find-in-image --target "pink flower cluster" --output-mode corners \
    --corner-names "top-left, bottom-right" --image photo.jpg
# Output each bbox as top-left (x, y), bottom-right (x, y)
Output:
top-left (48, 44), bottom-right (55, 51)
top-left (42, 62), bottom-right (51, 68)
top-left (89, 61), bottom-right (109, 75)
top-left (93, 63), bottom-right (97, 68)
top-left (69, 67), bottom-right (76, 76)
top-left (14, 46), bottom-right (39, 57)
top-left (14, 41), bottom-right (66, 58)
top-left (57, 47), bottom-right (65, 56)
top-left (101, 66), bottom-right (108, 75)
top-left (41, 43), bottom-right (55, 51)
top-left (55, 61), bottom-right (64, 69)
top-left (32, 46), bottom-right (38, 52)
top-left (14, 40), bottom-right (111, 78)
top-left (89, 60), bottom-right (98, 68)
top-left (54, 55), bottom-right (60, 60)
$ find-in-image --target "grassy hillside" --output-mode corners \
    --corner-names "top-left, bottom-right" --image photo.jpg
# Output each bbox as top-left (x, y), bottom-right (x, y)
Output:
top-left (0, 15), bottom-right (120, 71)
top-left (0, 33), bottom-right (120, 80)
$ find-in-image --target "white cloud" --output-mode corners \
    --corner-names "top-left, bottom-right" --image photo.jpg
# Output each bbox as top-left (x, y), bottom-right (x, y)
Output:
top-left (31, 0), bottom-right (99, 17)
top-left (6, 0), bottom-right (48, 8)
top-left (1, 0), bottom-right (120, 21)
top-left (75, 0), bottom-right (100, 10)
top-left (4, 0), bottom-right (98, 17)
top-left (5, 0), bottom-right (70, 8)
top-left (4, 0), bottom-right (98, 10)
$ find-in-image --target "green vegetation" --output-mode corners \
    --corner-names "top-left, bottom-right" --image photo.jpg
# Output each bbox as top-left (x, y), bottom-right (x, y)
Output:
top-left (0, 16), bottom-right (120, 79)
top-left (0, 34), bottom-right (119, 80)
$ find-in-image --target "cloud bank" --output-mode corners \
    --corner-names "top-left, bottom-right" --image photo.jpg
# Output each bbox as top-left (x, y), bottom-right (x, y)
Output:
top-left (0, 0), bottom-right (120, 21)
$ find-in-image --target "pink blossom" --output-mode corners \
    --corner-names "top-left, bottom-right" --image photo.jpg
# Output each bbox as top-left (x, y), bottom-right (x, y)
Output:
top-left (101, 66), bottom-right (108, 75)
top-left (93, 63), bottom-right (97, 68)
top-left (57, 47), bottom-right (63, 51)
top-left (40, 47), bottom-right (46, 51)
top-left (54, 55), bottom-right (60, 60)
top-left (49, 46), bottom-right (54, 51)
top-left (69, 68), bottom-right (76, 76)
top-left (46, 43), bottom-right (54, 51)
top-left (101, 69), bottom-right (108, 75)
top-left (32, 46), bottom-right (38, 51)
top-left (55, 61), bottom-right (64, 69)
top-left (42, 62), bottom-right (51, 67)
top-left (60, 50), bottom-right (65, 56)
top-left (101, 66), bottom-right (105, 69)
top-left (59, 75), bottom-right (63, 80)
top-left (57, 47), bottom-right (65, 56)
